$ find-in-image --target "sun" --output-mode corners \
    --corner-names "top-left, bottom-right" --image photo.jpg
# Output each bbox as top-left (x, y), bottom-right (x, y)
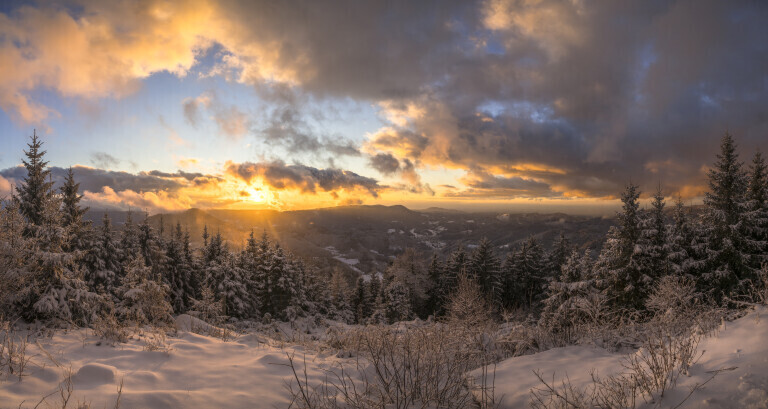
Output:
top-left (245, 186), bottom-right (267, 204)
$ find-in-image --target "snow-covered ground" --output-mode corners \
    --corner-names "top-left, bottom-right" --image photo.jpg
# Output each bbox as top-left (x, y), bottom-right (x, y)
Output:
top-left (1, 316), bottom-right (346, 408)
top-left (475, 306), bottom-right (768, 408)
top-left (2, 307), bottom-right (766, 408)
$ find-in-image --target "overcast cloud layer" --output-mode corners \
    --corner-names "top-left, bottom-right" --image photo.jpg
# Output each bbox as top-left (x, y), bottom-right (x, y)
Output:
top-left (1, 0), bottom-right (767, 206)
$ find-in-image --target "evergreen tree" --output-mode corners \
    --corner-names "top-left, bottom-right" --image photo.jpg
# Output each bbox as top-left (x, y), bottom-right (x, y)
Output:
top-left (27, 191), bottom-right (104, 324)
top-left (385, 248), bottom-right (428, 317)
top-left (15, 131), bottom-right (54, 227)
top-left (744, 151), bottom-right (768, 271)
top-left (115, 257), bottom-right (173, 326)
top-left (440, 247), bottom-right (467, 310)
top-left (203, 235), bottom-right (249, 319)
top-left (468, 238), bottom-right (502, 306)
top-left (702, 132), bottom-right (752, 299)
top-left (545, 232), bottom-right (572, 278)
top-left (540, 250), bottom-right (598, 342)
top-left (268, 245), bottom-right (301, 319)
top-left (119, 210), bottom-right (141, 263)
top-left (384, 279), bottom-right (412, 323)
top-left (138, 216), bottom-right (164, 271)
top-left (667, 196), bottom-right (707, 280)
top-left (163, 223), bottom-right (195, 313)
top-left (328, 267), bottom-right (353, 323)
top-left (86, 214), bottom-right (123, 296)
top-left (351, 276), bottom-right (372, 323)
top-left (425, 253), bottom-right (443, 316)
top-left (504, 237), bottom-right (545, 309)
top-left (60, 167), bottom-right (90, 252)
top-left (594, 183), bottom-right (644, 309)
top-left (630, 187), bottom-right (671, 308)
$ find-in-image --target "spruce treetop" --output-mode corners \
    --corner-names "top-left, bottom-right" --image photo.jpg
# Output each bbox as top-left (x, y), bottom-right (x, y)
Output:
top-left (16, 131), bottom-right (54, 226)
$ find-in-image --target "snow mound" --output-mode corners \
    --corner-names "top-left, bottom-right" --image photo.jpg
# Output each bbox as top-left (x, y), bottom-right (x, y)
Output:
top-left (73, 363), bottom-right (117, 387)
top-left (175, 313), bottom-right (215, 333)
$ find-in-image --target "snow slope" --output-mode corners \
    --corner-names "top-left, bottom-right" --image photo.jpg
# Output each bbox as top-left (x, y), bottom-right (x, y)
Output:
top-left (475, 306), bottom-right (768, 409)
top-left (1, 318), bottom-right (343, 408)
top-left (2, 307), bottom-right (766, 408)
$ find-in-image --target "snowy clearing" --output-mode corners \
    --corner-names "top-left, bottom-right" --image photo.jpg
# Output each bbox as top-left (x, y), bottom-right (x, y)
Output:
top-left (1, 307), bottom-right (767, 408)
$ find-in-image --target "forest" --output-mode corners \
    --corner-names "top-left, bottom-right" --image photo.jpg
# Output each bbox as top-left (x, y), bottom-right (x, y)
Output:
top-left (1, 132), bottom-right (767, 408)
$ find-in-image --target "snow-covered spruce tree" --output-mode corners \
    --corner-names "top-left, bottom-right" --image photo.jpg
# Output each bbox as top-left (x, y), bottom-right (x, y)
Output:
top-left (202, 232), bottom-right (250, 319)
top-left (702, 133), bottom-right (753, 300)
top-left (138, 215), bottom-right (168, 279)
top-left (425, 253), bottom-right (444, 316)
top-left (594, 183), bottom-right (643, 310)
top-left (190, 285), bottom-right (226, 325)
top-left (468, 238), bottom-right (503, 308)
top-left (182, 229), bottom-right (203, 301)
top-left (384, 279), bottom-right (412, 323)
top-left (28, 191), bottom-right (104, 324)
top-left (503, 236), bottom-right (546, 310)
top-left (85, 213), bottom-right (123, 296)
top-left (252, 231), bottom-right (274, 318)
top-left (351, 276), bottom-right (372, 324)
top-left (540, 250), bottom-right (597, 343)
top-left (302, 265), bottom-right (334, 317)
top-left (239, 230), bottom-right (264, 317)
top-left (162, 223), bottom-right (195, 313)
top-left (328, 267), bottom-right (353, 323)
top-left (119, 210), bottom-right (141, 264)
top-left (59, 167), bottom-right (91, 252)
top-left (627, 187), bottom-right (672, 310)
top-left (439, 247), bottom-right (467, 311)
top-left (744, 151), bottom-right (768, 273)
top-left (115, 257), bottom-right (173, 327)
top-left (15, 131), bottom-right (54, 229)
top-left (667, 196), bottom-right (707, 280)
top-left (545, 232), bottom-right (572, 278)
top-left (385, 248), bottom-right (429, 317)
top-left (267, 245), bottom-right (303, 320)
top-left (0, 198), bottom-right (34, 316)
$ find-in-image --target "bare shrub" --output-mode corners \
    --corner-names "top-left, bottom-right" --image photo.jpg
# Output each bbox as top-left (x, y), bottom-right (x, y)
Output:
top-left (0, 319), bottom-right (32, 381)
top-left (287, 323), bottom-right (501, 409)
top-left (531, 300), bottom-right (715, 409)
top-left (91, 310), bottom-right (129, 345)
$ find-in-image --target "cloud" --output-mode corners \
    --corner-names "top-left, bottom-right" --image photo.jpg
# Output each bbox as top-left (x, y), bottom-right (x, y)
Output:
top-left (369, 153), bottom-right (401, 175)
top-left (2, 0), bottom-right (767, 200)
top-left (89, 152), bottom-right (120, 169)
top-left (452, 169), bottom-right (556, 198)
top-left (175, 157), bottom-right (200, 168)
top-left (0, 165), bottom-right (181, 195)
top-left (225, 160), bottom-right (382, 197)
top-left (0, 0), bottom-right (212, 123)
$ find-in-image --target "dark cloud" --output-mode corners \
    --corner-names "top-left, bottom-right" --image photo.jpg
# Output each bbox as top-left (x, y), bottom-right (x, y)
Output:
top-left (453, 169), bottom-right (556, 198)
top-left (369, 153), bottom-right (401, 175)
top-left (90, 152), bottom-right (120, 169)
top-left (258, 103), bottom-right (360, 157)
top-left (0, 165), bottom-right (182, 194)
top-left (225, 161), bottom-right (382, 197)
top-left (182, 98), bottom-right (202, 127)
top-left (146, 170), bottom-right (207, 181)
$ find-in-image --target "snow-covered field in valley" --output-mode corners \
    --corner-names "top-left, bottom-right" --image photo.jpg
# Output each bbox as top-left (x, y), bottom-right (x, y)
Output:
top-left (2, 307), bottom-right (767, 409)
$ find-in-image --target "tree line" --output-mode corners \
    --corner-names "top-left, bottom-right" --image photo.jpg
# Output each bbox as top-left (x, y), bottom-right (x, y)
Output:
top-left (1, 132), bottom-right (766, 330)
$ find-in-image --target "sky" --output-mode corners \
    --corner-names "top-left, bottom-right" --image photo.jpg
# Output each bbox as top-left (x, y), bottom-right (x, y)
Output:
top-left (0, 0), bottom-right (767, 214)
